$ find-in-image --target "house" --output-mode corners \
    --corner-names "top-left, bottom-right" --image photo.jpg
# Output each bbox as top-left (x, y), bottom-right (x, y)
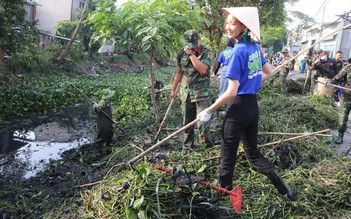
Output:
top-left (293, 16), bottom-right (351, 60)
top-left (25, 0), bottom-right (86, 34)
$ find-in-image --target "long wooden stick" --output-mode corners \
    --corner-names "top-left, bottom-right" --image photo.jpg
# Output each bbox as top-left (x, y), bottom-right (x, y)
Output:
top-left (272, 23), bottom-right (351, 75)
top-left (76, 179), bottom-right (109, 188)
top-left (59, 0), bottom-right (91, 60)
top-left (257, 128), bottom-right (330, 148)
top-left (258, 131), bottom-right (331, 136)
top-left (155, 83), bottom-right (180, 140)
top-left (129, 118), bottom-right (200, 164)
top-left (202, 128), bottom-right (330, 161)
top-left (316, 80), bottom-right (351, 92)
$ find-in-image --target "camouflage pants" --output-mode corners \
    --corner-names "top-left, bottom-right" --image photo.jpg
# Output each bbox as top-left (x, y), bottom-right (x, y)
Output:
top-left (268, 70), bottom-right (289, 93)
top-left (338, 98), bottom-right (351, 134)
top-left (309, 70), bottom-right (319, 93)
top-left (181, 95), bottom-right (214, 148)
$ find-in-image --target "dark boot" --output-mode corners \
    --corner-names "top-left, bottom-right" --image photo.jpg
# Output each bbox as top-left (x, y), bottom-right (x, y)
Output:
top-left (267, 171), bottom-right (296, 201)
top-left (334, 132), bottom-right (344, 144)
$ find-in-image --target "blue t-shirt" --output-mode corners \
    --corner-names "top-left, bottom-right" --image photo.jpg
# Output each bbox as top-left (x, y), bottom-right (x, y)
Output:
top-left (227, 39), bottom-right (266, 95)
top-left (217, 46), bottom-right (235, 66)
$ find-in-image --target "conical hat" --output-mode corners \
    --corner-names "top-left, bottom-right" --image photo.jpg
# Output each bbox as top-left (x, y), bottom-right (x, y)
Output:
top-left (222, 7), bottom-right (260, 41)
top-left (101, 89), bottom-right (115, 99)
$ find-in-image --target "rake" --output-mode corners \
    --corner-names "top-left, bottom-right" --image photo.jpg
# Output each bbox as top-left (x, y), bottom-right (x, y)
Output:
top-left (152, 164), bottom-right (242, 213)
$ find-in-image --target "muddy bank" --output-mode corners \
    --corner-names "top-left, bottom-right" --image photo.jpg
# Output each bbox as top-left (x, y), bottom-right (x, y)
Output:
top-left (0, 103), bottom-right (96, 181)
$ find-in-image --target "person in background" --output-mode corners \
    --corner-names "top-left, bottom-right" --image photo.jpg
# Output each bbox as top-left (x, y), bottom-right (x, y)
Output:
top-left (334, 51), bottom-right (344, 73)
top-left (334, 51), bottom-right (345, 101)
top-left (309, 50), bottom-right (338, 100)
top-left (213, 38), bottom-right (236, 100)
top-left (327, 61), bottom-right (351, 144)
top-left (171, 30), bottom-right (214, 148)
top-left (93, 89), bottom-right (115, 154)
top-left (268, 48), bottom-right (292, 93)
top-left (197, 7), bottom-right (296, 201)
top-left (299, 55), bottom-right (308, 74)
top-left (305, 50), bottom-right (321, 93)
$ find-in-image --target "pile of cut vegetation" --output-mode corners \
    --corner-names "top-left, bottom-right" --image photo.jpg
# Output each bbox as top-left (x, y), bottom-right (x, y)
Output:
top-left (60, 85), bottom-right (351, 218)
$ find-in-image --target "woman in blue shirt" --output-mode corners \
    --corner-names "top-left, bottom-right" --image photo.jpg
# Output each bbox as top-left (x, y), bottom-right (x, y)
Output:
top-left (198, 7), bottom-right (296, 201)
top-left (213, 38), bottom-right (236, 98)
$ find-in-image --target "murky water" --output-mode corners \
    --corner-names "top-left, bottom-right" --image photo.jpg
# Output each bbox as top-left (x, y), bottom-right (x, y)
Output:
top-left (0, 103), bottom-right (96, 179)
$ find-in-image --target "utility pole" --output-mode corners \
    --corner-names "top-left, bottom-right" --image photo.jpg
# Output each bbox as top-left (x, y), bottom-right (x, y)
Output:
top-left (316, 6), bottom-right (325, 51)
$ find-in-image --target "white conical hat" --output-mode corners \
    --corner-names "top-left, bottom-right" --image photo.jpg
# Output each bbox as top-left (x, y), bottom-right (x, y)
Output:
top-left (222, 7), bottom-right (260, 41)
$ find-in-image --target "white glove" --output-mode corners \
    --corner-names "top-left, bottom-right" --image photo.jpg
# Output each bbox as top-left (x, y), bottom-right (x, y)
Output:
top-left (93, 102), bottom-right (100, 109)
top-left (198, 109), bottom-right (212, 122)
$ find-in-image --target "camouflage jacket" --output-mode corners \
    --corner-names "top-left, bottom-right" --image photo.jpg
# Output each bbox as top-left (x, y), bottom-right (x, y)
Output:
top-left (176, 44), bottom-right (213, 102)
top-left (331, 64), bottom-right (351, 100)
top-left (279, 56), bottom-right (292, 74)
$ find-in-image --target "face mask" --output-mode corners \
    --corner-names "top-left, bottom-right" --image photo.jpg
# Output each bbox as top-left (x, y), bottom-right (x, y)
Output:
top-left (320, 55), bottom-right (327, 61)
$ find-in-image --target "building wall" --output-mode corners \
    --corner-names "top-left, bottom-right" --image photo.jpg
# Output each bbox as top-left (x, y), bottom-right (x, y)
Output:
top-left (296, 20), bottom-right (351, 60)
top-left (72, 0), bottom-right (86, 19)
top-left (35, 0), bottom-right (84, 34)
top-left (35, 0), bottom-right (72, 33)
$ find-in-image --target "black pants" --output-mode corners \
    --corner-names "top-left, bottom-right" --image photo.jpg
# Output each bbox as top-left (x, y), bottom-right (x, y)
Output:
top-left (219, 95), bottom-right (275, 189)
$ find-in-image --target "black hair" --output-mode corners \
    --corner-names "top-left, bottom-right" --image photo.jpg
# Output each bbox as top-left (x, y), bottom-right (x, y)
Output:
top-left (348, 57), bottom-right (351, 64)
top-left (226, 38), bottom-right (235, 47)
top-left (336, 51), bottom-right (342, 54)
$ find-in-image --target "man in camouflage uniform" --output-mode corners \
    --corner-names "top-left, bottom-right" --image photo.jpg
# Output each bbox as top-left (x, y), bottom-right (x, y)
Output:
top-left (268, 48), bottom-right (292, 93)
top-left (171, 30), bottom-right (214, 148)
top-left (328, 63), bottom-right (351, 144)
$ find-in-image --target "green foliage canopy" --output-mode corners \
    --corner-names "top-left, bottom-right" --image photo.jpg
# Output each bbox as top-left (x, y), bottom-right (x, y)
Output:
top-left (88, 0), bottom-right (205, 58)
top-left (0, 0), bottom-right (40, 72)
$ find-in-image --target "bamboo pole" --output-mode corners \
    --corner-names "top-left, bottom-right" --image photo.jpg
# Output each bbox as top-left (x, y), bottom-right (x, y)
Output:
top-left (59, 0), bottom-right (91, 61)
top-left (258, 131), bottom-right (331, 137)
top-left (155, 83), bottom-right (180, 140)
top-left (129, 118), bottom-right (200, 164)
top-left (76, 179), bottom-right (109, 188)
top-left (202, 129), bottom-right (331, 161)
top-left (316, 80), bottom-right (351, 92)
top-left (272, 23), bottom-right (351, 75)
top-left (258, 128), bottom-right (330, 148)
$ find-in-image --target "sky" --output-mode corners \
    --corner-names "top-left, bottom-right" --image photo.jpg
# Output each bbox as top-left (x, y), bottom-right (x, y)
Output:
top-left (286, 0), bottom-right (351, 29)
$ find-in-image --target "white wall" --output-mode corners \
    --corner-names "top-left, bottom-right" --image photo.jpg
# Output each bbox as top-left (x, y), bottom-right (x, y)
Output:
top-left (35, 0), bottom-right (73, 33)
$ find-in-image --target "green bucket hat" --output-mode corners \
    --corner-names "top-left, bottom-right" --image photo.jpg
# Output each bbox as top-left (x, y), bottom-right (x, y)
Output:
top-left (101, 89), bottom-right (115, 99)
top-left (183, 30), bottom-right (199, 49)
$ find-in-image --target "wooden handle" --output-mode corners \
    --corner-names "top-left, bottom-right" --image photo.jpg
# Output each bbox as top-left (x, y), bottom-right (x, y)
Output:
top-left (155, 83), bottom-right (181, 139)
top-left (129, 118), bottom-right (199, 164)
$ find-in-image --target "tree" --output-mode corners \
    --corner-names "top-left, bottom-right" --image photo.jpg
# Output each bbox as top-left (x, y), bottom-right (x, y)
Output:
top-left (59, 0), bottom-right (92, 61)
top-left (0, 0), bottom-right (39, 72)
top-left (89, 0), bottom-right (206, 126)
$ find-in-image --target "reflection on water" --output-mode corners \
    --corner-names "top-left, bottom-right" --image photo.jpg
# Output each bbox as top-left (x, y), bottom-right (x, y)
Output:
top-left (0, 104), bottom-right (95, 179)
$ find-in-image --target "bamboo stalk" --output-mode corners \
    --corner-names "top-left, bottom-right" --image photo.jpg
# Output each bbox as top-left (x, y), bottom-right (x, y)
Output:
top-left (202, 128), bottom-right (331, 161)
top-left (59, 0), bottom-right (91, 60)
top-left (316, 80), bottom-right (351, 92)
top-left (257, 129), bottom-right (330, 148)
top-left (155, 83), bottom-right (180, 140)
top-left (76, 179), bottom-right (109, 188)
top-left (129, 118), bottom-right (200, 164)
top-left (272, 23), bottom-right (351, 75)
top-left (258, 131), bottom-right (331, 137)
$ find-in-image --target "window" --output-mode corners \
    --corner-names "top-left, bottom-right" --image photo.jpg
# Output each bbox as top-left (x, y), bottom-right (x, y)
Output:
top-left (79, 1), bottom-right (85, 8)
